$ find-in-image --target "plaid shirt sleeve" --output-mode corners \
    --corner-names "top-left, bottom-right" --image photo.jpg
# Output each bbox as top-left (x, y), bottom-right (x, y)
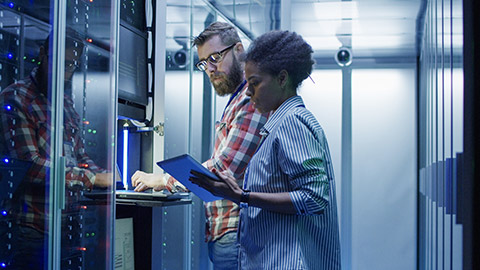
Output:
top-left (165, 88), bottom-right (268, 191)
top-left (63, 146), bottom-right (99, 189)
top-left (63, 98), bottom-right (103, 188)
top-left (0, 80), bottom-right (100, 189)
top-left (204, 90), bottom-right (268, 180)
top-left (0, 83), bottom-right (50, 185)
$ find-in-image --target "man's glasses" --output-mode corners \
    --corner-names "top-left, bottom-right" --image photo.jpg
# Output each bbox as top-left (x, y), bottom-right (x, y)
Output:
top-left (195, 43), bottom-right (235, 71)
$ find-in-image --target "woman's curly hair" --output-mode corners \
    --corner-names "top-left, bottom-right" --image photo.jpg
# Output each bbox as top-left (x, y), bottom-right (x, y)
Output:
top-left (244, 30), bottom-right (314, 90)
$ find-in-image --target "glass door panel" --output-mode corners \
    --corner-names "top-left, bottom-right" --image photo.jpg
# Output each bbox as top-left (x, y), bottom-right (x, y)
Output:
top-left (60, 0), bottom-right (117, 269)
top-left (0, 0), bottom-right (117, 269)
top-left (0, 2), bottom-right (53, 269)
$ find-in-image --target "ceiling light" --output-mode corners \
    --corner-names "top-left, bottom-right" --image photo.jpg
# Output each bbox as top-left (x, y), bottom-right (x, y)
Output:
top-left (314, 1), bottom-right (359, 20)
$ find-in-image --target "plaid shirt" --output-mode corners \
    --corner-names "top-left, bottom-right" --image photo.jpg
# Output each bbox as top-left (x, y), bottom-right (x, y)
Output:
top-left (0, 68), bottom-right (103, 233)
top-left (167, 81), bottom-right (268, 242)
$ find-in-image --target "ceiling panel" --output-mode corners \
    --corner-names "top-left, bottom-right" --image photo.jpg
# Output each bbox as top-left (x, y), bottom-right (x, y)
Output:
top-left (166, 0), bottom-right (463, 66)
top-left (168, 0), bottom-right (425, 64)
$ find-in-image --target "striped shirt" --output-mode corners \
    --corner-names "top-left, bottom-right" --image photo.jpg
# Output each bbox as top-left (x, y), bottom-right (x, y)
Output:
top-left (238, 95), bottom-right (341, 269)
top-left (167, 81), bottom-right (269, 242)
top-left (0, 68), bottom-right (104, 233)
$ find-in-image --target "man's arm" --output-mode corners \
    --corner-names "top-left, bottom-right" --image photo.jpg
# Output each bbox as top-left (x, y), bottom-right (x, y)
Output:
top-left (0, 89), bottom-right (49, 185)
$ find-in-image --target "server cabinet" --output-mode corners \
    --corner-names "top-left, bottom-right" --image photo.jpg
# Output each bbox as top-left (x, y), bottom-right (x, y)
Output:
top-left (0, 0), bottom-right (118, 269)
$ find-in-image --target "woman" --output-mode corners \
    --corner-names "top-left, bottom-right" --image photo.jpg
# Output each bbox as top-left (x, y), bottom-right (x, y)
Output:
top-left (190, 30), bottom-right (341, 269)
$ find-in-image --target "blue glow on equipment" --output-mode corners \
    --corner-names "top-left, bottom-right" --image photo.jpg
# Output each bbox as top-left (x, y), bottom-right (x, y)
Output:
top-left (122, 127), bottom-right (129, 190)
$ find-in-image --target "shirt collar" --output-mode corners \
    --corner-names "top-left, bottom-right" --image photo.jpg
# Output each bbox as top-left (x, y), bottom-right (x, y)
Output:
top-left (260, 95), bottom-right (304, 135)
top-left (221, 80), bottom-right (247, 120)
top-left (227, 80), bottom-right (247, 105)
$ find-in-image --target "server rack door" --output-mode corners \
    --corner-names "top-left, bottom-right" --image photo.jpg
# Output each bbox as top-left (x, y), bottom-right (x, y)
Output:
top-left (0, 0), bottom-right (118, 269)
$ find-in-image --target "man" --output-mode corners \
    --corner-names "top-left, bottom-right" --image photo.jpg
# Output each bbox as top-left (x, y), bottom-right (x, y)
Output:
top-left (0, 31), bottom-right (110, 269)
top-left (131, 22), bottom-right (268, 269)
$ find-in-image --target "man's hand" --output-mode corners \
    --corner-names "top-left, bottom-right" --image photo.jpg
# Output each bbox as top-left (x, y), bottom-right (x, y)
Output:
top-left (131, 171), bottom-right (166, 192)
top-left (93, 173), bottom-right (113, 188)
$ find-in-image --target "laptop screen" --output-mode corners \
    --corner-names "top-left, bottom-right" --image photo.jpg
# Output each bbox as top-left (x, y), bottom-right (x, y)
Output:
top-left (115, 163), bottom-right (127, 189)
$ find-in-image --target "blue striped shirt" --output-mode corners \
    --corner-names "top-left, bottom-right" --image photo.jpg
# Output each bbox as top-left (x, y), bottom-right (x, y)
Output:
top-left (238, 96), bottom-right (341, 269)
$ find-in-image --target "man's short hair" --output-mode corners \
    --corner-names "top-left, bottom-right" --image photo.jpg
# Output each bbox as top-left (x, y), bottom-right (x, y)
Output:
top-left (193, 22), bottom-right (241, 47)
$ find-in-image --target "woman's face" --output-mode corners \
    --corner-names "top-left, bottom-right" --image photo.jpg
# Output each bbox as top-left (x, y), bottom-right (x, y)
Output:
top-left (244, 61), bottom-right (284, 113)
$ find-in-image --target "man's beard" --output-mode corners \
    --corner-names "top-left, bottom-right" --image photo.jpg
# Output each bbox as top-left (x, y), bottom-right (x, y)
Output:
top-left (211, 54), bottom-right (243, 97)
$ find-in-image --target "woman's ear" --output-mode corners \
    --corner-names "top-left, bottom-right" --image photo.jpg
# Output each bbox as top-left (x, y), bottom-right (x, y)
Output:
top-left (277, 70), bottom-right (289, 88)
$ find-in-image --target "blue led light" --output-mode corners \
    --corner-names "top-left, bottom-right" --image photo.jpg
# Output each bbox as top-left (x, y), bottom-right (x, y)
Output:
top-left (0, 262), bottom-right (5, 268)
top-left (8, 2), bottom-right (14, 8)
top-left (7, 53), bottom-right (13, 59)
top-left (1, 210), bottom-right (6, 216)
top-left (5, 105), bottom-right (12, 111)
top-left (3, 158), bottom-right (9, 163)
top-left (123, 128), bottom-right (129, 189)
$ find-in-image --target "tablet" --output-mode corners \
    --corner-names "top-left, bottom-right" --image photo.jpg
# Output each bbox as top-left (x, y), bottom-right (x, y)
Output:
top-left (156, 154), bottom-right (222, 202)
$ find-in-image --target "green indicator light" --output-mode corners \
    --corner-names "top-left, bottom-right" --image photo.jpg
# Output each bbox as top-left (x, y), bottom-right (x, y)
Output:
top-left (91, 232), bottom-right (95, 236)
top-left (164, 211), bottom-right (167, 215)
top-left (88, 129), bottom-right (92, 133)
top-left (23, 56), bottom-right (26, 60)
top-left (31, 59), bottom-right (35, 62)
top-left (86, 233), bottom-right (90, 237)
top-left (163, 243), bottom-right (167, 247)
top-left (191, 241), bottom-right (194, 245)
top-left (92, 130), bottom-right (97, 134)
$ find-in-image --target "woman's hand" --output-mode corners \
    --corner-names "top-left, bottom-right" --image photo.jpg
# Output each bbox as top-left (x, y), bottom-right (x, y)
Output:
top-left (189, 170), bottom-right (242, 203)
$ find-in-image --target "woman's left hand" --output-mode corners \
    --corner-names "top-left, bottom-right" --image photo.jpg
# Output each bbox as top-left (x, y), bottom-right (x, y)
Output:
top-left (189, 169), bottom-right (242, 203)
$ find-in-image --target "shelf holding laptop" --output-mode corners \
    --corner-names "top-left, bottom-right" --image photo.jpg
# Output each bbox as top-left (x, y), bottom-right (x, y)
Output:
top-left (115, 188), bottom-right (189, 201)
top-left (112, 161), bottom-right (190, 202)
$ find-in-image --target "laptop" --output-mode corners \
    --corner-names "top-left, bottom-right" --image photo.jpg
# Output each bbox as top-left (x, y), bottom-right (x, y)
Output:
top-left (116, 189), bottom-right (190, 201)
top-left (114, 164), bottom-right (190, 201)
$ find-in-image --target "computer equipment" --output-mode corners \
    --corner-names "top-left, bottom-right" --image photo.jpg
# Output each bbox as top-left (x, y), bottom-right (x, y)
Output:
top-left (0, 158), bottom-right (32, 201)
top-left (114, 163), bottom-right (189, 201)
top-left (115, 189), bottom-right (189, 201)
top-left (118, 24), bottom-right (148, 107)
top-left (156, 154), bottom-right (222, 202)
